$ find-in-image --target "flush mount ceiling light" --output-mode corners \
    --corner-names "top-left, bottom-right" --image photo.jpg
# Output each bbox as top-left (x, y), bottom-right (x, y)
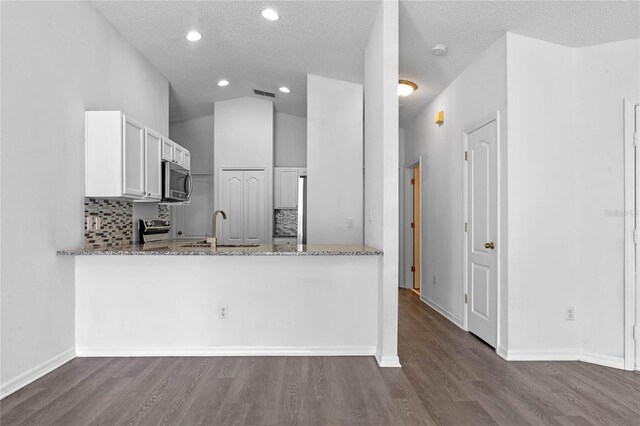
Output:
top-left (432, 44), bottom-right (448, 56)
top-left (218, 79), bottom-right (229, 87)
top-left (261, 8), bottom-right (280, 21)
top-left (398, 80), bottom-right (417, 97)
top-left (279, 87), bottom-right (290, 93)
top-left (186, 31), bottom-right (202, 41)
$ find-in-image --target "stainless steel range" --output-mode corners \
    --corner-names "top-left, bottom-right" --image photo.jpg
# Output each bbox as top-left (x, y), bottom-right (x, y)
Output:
top-left (139, 219), bottom-right (171, 243)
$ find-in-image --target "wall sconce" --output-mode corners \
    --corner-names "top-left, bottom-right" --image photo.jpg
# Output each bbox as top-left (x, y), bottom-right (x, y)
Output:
top-left (434, 111), bottom-right (444, 125)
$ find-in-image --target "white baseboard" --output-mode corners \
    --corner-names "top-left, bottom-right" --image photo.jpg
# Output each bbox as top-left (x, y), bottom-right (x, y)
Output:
top-left (420, 295), bottom-right (465, 330)
top-left (1, 347), bottom-right (76, 400)
top-left (496, 345), bottom-right (508, 360)
top-left (375, 353), bottom-right (402, 368)
top-left (506, 349), bottom-right (625, 369)
top-left (75, 345), bottom-right (377, 357)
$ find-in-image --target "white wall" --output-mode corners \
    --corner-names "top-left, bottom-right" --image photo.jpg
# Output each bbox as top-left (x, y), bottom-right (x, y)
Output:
top-left (307, 74), bottom-right (364, 244)
top-left (575, 39), bottom-right (640, 361)
top-left (213, 97), bottom-right (274, 170)
top-left (275, 112), bottom-right (307, 167)
top-left (0, 1), bottom-right (168, 396)
top-left (506, 33), bottom-right (580, 355)
top-left (170, 114), bottom-right (215, 174)
top-left (363, 0), bottom-right (400, 367)
top-left (403, 36), bottom-right (508, 347)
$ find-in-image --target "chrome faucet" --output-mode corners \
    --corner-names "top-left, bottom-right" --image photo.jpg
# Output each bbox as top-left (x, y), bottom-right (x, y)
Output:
top-left (207, 210), bottom-right (227, 248)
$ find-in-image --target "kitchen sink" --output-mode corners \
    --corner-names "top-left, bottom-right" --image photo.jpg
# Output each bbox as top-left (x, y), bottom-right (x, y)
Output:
top-left (180, 243), bottom-right (259, 248)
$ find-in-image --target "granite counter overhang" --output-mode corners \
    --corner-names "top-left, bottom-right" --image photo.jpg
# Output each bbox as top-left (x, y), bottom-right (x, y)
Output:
top-left (57, 242), bottom-right (383, 256)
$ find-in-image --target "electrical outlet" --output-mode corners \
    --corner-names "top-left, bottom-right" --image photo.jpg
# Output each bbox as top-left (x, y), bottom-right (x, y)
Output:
top-left (219, 305), bottom-right (228, 319)
top-left (565, 306), bottom-right (575, 321)
top-left (433, 275), bottom-right (437, 286)
top-left (348, 217), bottom-right (354, 228)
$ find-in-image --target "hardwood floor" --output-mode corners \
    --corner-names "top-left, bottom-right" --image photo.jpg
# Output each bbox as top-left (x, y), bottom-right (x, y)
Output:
top-left (2, 289), bottom-right (639, 425)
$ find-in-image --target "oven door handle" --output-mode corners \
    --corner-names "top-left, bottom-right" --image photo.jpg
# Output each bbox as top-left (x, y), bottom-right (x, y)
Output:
top-left (186, 173), bottom-right (193, 199)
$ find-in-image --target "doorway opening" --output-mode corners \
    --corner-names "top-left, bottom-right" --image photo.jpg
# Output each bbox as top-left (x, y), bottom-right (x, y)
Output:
top-left (411, 164), bottom-right (421, 296)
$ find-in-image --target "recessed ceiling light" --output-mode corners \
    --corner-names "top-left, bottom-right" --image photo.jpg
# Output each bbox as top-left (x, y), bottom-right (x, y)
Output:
top-left (218, 80), bottom-right (229, 87)
top-left (261, 8), bottom-right (279, 21)
top-left (279, 87), bottom-right (290, 93)
top-left (186, 31), bottom-right (202, 42)
top-left (432, 44), bottom-right (448, 56)
top-left (398, 80), bottom-right (417, 97)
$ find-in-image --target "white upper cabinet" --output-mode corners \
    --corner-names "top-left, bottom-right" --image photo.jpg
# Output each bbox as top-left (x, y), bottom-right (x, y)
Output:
top-left (274, 167), bottom-right (302, 209)
top-left (161, 137), bottom-right (190, 170)
top-left (86, 111), bottom-right (165, 200)
top-left (144, 129), bottom-right (162, 200)
top-left (161, 138), bottom-right (174, 162)
top-left (122, 116), bottom-right (146, 197)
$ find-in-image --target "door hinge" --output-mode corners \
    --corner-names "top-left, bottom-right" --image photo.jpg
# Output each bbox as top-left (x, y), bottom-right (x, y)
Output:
top-left (411, 222), bottom-right (415, 229)
top-left (411, 266), bottom-right (415, 272)
top-left (411, 178), bottom-right (415, 185)
top-left (634, 325), bottom-right (638, 340)
top-left (635, 229), bottom-right (638, 245)
top-left (464, 294), bottom-right (468, 304)
top-left (634, 132), bottom-right (638, 147)
top-left (464, 223), bottom-right (468, 232)
top-left (464, 151), bottom-right (468, 161)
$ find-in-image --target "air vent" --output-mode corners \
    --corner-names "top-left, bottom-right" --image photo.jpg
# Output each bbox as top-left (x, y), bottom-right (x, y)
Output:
top-left (253, 89), bottom-right (276, 98)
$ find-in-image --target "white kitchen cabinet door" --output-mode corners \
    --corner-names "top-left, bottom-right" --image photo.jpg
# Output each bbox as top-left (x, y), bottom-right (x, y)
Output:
top-left (220, 170), bottom-right (244, 244)
top-left (274, 168), bottom-right (299, 208)
top-left (174, 144), bottom-right (186, 168)
top-left (161, 138), bottom-right (174, 162)
top-left (122, 116), bottom-right (146, 197)
top-left (144, 129), bottom-right (162, 200)
top-left (184, 150), bottom-right (191, 171)
top-left (243, 170), bottom-right (267, 243)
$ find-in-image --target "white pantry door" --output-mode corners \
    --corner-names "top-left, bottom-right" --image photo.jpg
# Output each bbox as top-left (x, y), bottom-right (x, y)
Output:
top-left (220, 170), bottom-right (244, 244)
top-left (466, 119), bottom-right (498, 348)
top-left (243, 170), bottom-right (267, 244)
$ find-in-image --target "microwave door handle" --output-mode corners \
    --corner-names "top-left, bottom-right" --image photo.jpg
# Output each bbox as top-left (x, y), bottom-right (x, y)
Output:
top-left (186, 173), bottom-right (193, 198)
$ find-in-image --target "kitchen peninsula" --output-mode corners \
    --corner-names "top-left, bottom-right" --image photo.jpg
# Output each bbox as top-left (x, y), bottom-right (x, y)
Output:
top-left (59, 243), bottom-right (382, 358)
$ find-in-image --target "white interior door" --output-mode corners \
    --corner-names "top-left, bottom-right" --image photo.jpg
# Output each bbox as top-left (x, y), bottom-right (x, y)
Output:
top-left (466, 119), bottom-right (498, 348)
top-left (173, 175), bottom-right (213, 239)
top-left (220, 170), bottom-right (244, 244)
top-left (243, 170), bottom-right (266, 243)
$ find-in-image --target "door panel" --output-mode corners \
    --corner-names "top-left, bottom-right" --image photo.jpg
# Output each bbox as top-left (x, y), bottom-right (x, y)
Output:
top-left (122, 117), bottom-right (145, 197)
top-left (144, 130), bottom-right (162, 200)
top-left (467, 119), bottom-right (498, 348)
top-left (220, 171), bottom-right (244, 244)
top-left (244, 171), bottom-right (266, 243)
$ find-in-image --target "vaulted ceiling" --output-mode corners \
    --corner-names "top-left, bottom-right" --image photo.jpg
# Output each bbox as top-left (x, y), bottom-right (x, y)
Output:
top-left (92, 1), bottom-right (639, 127)
top-left (91, 0), bottom-right (381, 122)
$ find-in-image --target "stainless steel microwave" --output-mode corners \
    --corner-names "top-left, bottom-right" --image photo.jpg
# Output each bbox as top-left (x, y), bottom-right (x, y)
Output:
top-left (162, 161), bottom-right (191, 202)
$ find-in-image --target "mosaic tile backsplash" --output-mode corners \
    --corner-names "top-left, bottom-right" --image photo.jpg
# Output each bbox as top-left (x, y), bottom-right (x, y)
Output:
top-left (84, 198), bottom-right (133, 248)
top-left (274, 209), bottom-right (297, 237)
top-left (158, 205), bottom-right (170, 220)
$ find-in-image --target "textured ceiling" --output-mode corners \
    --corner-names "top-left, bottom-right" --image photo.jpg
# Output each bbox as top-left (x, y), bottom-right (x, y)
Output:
top-left (91, 0), bottom-right (381, 122)
top-left (399, 0), bottom-right (640, 127)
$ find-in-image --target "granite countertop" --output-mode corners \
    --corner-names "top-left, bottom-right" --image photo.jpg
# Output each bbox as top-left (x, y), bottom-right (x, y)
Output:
top-left (57, 241), bottom-right (383, 256)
